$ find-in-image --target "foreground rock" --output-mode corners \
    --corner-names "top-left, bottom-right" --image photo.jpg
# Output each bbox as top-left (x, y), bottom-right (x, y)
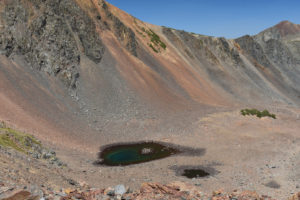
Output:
top-left (288, 192), bottom-right (300, 200)
top-left (1, 181), bottom-right (295, 200)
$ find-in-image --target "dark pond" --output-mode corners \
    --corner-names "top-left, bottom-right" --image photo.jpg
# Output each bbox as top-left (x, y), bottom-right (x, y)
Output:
top-left (264, 180), bottom-right (281, 189)
top-left (170, 165), bottom-right (218, 179)
top-left (96, 141), bottom-right (180, 166)
top-left (182, 169), bottom-right (210, 178)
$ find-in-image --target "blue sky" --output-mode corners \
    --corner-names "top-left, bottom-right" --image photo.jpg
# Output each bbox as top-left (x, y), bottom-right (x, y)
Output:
top-left (106, 0), bottom-right (300, 38)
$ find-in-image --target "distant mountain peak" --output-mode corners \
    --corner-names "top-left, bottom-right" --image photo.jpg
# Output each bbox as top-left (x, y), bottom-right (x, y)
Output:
top-left (276, 20), bottom-right (293, 26)
top-left (274, 20), bottom-right (300, 37)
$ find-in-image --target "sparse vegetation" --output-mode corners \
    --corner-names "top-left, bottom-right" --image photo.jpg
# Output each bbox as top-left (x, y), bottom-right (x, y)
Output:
top-left (136, 29), bottom-right (146, 37)
top-left (149, 43), bottom-right (158, 53)
top-left (141, 27), bottom-right (146, 32)
top-left (241, 109), bottom-right (276, 119)
top-left (135, 24), bottom-right (167, 53)
top-left (146, 29), bottom-right (167, 50)
top-left (0, 122), bottom-right (41, 153)
top-left (0, 122), bottom-right (64, 164)
top-left (159, 41), bottom-right (167, 49)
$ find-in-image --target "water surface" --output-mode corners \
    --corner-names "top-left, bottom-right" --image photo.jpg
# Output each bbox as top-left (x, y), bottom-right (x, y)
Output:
top-left (97, 141), bottom-right (179, 166)
top-left (182, 169), bottom-right (210, 178)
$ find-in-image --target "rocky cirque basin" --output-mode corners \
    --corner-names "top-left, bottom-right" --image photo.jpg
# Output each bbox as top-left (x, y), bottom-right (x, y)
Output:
top-left (0, 0), bottom-right (299, 199)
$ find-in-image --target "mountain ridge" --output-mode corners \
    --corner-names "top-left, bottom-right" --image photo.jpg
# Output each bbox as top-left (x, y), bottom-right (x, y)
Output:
top-left (0, 0), bottom-right (299, 144)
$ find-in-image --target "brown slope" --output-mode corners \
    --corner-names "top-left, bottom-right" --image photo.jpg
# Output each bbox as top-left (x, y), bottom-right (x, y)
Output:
top-left (98, 1), bottom-right (230, 107)
top-left (0, 55), bottom-right (93, 149)
top-left (274, 20), bottom-right (300, 37)
top-left (0, 0), bottom-right (299, 150)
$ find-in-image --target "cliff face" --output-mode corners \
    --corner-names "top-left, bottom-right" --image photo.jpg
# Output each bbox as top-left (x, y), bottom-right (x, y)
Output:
top-left (0, 0), bottom-right (299, 146)
top-left (0, 0), bottom-right (105, 88)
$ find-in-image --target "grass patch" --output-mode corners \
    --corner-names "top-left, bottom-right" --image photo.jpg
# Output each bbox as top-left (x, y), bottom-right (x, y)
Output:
top-left (241, 109), bottom-right (276, 119)
top-left (0, 122), bottom-right (65, 166)
top-left (0, 126), bottom-right (42, 153)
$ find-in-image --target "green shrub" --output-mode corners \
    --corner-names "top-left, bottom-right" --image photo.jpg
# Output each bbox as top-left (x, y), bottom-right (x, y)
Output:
top-left (261, 109), bottom-right (270, 116)
top-left (143, 29), bottom-right (167, 52)
top-left (137, 26), bottom-right (167, 52)
top-left (136, 30), bottom-right (146, 37)
top-left (160, 41), bottom-right (167, 50)
top-left (240, 108), bottom-right (276, 119)
top-left (270, 114), bottom-right (276, 119)
top-left (257, 112), bottom-right (262, 118)
top-left (149, 44), bottom-right (158, 53)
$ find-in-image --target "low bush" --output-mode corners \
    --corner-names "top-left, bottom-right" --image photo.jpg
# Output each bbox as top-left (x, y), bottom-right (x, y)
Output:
top-left (241, 109), bottom-right (276, 119)
top-left (146, 29), bottom-right (167, 50)
top-left (149, 43), bottom-right (158, 53)
top-left (138, 27), bottom-right (167, 52)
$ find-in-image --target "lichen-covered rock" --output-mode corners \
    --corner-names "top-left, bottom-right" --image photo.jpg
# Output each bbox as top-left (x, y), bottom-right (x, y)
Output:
top-left (0, 125), bottom-right (64, 166)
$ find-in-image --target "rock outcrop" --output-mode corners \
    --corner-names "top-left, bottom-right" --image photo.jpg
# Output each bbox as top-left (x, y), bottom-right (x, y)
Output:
top-left (0, 0), bottom-right (104, 88)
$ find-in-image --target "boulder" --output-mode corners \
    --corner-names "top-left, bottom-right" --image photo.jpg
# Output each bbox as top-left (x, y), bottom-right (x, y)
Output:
top-left (114, 184), bottom-right (126, 196)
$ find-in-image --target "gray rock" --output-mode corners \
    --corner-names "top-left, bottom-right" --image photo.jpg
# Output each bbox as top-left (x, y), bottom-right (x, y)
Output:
top-left (141, 148), bottom-right (152, 154)
top-left (0, 0), bottom-right (105, 89)
top-left (0, 187), bottom-right (13, 195)
top-left (102, 2), bottom-right (137, 56)
top-left (30, 185), bottom-right (43, 198)
top-left (106, 189), bottom-right (115, 196)
top-left (67, 179), bottom-right (77, 186)
top-left (32, 152), bottom-right (41, 159)
top-left (42, 152), bottom-right (52, 159)
top-left (114, 184), bottom-right (126, 196)
top-left (56, 192), bottom-right (67, 197)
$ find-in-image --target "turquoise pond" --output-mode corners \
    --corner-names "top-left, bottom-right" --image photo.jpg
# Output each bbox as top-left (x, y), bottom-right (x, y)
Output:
top-left (97, 142), bottom-right (179, 166)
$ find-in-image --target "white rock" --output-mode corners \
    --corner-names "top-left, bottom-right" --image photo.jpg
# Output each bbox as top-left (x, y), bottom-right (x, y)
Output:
top-left (114, 184), bottom-right (126, 196)
top-left (141, 148), bottom-right (152, 154)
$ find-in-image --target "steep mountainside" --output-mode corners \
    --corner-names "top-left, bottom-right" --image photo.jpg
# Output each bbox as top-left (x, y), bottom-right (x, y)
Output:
top-left (0, 0), bottom-right (299, 149)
